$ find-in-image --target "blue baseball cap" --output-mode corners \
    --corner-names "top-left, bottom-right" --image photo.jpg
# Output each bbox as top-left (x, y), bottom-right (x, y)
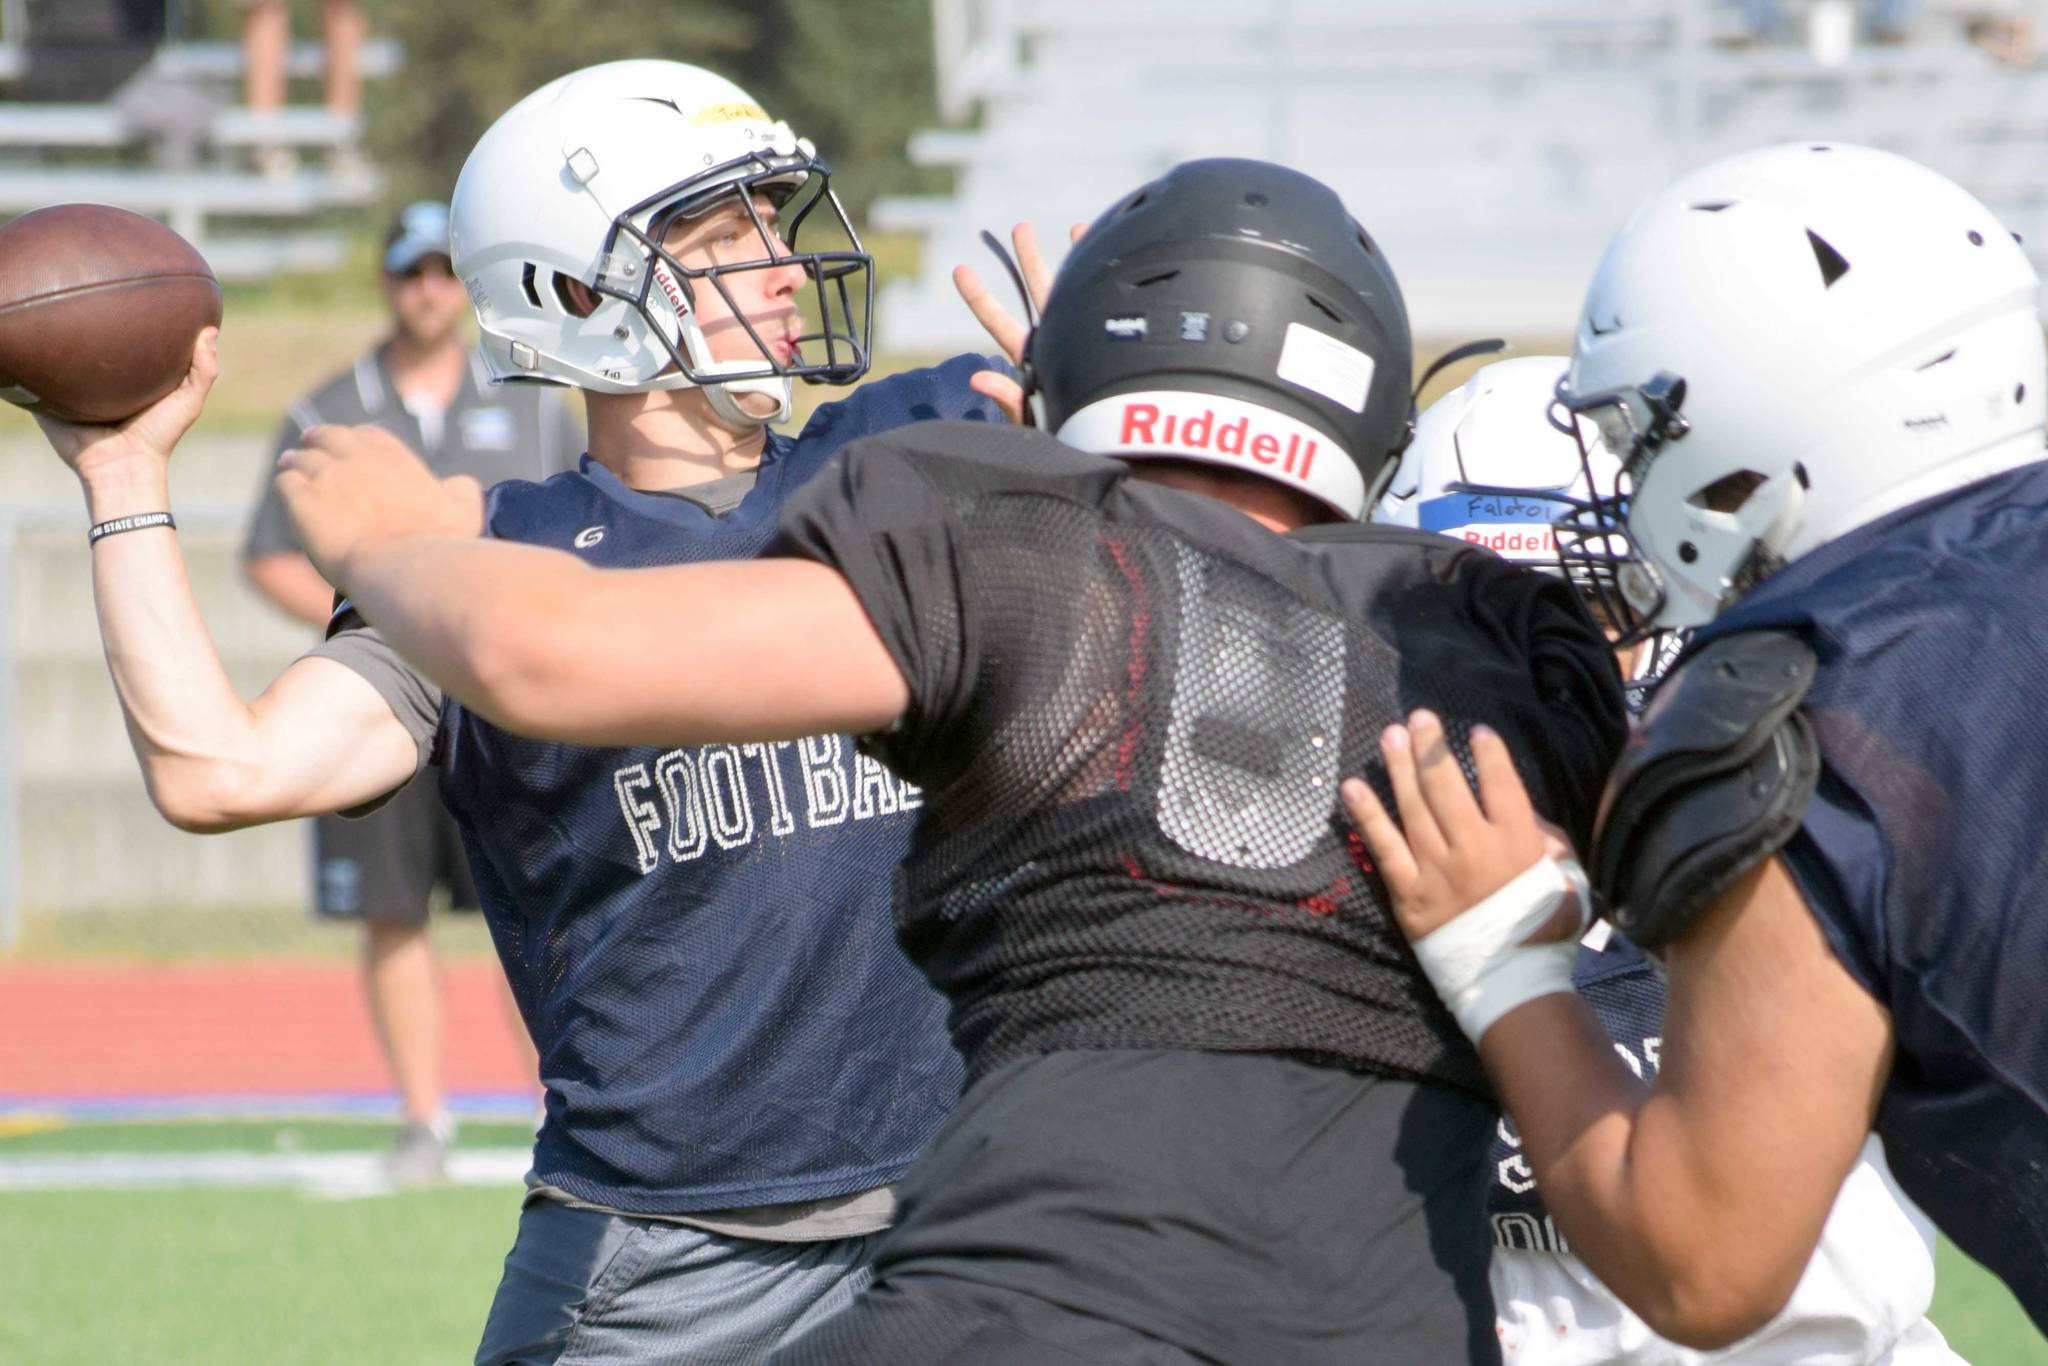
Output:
top-left (383, 200), bottom-right (452, 274)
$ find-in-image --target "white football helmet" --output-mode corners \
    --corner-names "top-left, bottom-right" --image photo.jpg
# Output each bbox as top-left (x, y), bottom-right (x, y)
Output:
top-left (449, 60), bottom-right (873, 427)
top-left (1374, 354), bottom-right (1623, 571)
top-left (1564, 142), bottom-right (2046, 635)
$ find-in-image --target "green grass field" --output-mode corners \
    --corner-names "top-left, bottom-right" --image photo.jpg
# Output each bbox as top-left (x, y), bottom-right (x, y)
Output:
top-left (0, 1118), bottom-right (2040, 1365)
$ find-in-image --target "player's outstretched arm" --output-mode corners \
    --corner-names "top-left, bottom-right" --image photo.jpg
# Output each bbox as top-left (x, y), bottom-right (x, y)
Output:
top-left (1342, 714), bottom-right (1891, 1349)
top-left (36, 332), bottom-right (420, 830)
top-left (276, 424), bottom-right (910, 749)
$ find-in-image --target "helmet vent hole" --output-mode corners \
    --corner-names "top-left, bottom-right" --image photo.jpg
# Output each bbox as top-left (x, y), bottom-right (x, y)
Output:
top-left (2019, 383), bottom-right (2029, 404)
top-left (1245, 191), bottom-right (1270, 207)
top-left (1794, 462), bottom-right (1811, 489)
top-left (1132, 269), bottom-right (1181, 288)
top-left (1915, 348), bottom-right (1958, 371)
top-left (1689, 200), bottom-right (1736, 213)
top-left (1806, 230), bottom-right (1851, 288)
top-left (1356, 228), bottom-right (1376, 257)
top-left (520, 262), bottom-right (543, 310)
top-left (1968, 229), bottom-right (1986, 246)
top-left (1122, 192), bottom-right (1149, 215)
top-left (1689, 469), bottom-right (1767, 514)
top-left (1304, 293), bottom-right (1343, 325)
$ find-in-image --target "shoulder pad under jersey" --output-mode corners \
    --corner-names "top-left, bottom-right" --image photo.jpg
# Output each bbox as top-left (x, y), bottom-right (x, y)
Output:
top-left (1592, 629), bottom-right (1819, 950)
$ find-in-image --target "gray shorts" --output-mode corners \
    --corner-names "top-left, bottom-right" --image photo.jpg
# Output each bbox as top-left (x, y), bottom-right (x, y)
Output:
top-left (474, 1198), bottom-right (878, 1366)
top-left (312, 772), bottom-right (477, 925)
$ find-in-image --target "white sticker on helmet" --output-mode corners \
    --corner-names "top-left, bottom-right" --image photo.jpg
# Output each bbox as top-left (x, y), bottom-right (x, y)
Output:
top-left (1276, 322), bottom-right (1376, 414)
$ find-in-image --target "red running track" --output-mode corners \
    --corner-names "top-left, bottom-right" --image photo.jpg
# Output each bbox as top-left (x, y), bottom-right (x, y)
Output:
top-left (0, 959), bottom-right (534, 1100)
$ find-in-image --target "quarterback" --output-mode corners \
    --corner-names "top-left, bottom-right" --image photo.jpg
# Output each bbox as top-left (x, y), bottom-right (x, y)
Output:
top-left (38, 59), bottom-right (1012, 1364)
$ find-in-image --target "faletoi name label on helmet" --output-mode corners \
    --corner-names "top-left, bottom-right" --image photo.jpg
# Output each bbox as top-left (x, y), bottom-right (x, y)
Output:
top-left (1056, 388), bottom-right (1365, 516)
top-left (1417, 490), bottom-right (1569, 562)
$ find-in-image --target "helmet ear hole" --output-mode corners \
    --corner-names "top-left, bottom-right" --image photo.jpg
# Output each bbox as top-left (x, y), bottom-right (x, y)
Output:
top-left (1689, 469), bottom-right (1768, 514)
top-left (553, 272), bottom-right (600, 319)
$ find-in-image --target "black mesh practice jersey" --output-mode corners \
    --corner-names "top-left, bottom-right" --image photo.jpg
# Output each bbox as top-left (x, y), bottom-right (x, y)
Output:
top-left (774, 422), bottom-right (1628, 1092)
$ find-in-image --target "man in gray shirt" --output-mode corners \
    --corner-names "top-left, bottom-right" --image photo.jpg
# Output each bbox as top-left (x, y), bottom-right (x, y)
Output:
top-left (241, 200), bottom-right (580, 1184)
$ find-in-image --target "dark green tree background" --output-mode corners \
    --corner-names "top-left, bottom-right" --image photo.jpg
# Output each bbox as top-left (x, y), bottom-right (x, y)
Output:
top-left (185, 0), bottom-right (949, 220)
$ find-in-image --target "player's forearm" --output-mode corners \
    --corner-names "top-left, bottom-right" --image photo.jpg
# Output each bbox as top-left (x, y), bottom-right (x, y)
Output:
top-left (1478, 994), bottom-right (1800, 1347)
top-left (336, 536), bottom-right (907, 748)
top-left (79, 466), bottom-right (275, 828)
top-left (336, 533), bottom-right (590, 736)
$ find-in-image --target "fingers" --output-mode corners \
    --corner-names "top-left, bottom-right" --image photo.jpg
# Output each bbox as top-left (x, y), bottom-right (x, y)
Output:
top-left (1011, 223), bottom-right (1055, 311)
top-left (188, 327), bottom-right (221, 391)
top-left (952, 263), bottom-right (1029, 362)
top-left (1380, 722), bottom-right (1448, 864)
top-left (969, 369), bottom-right (1027, 425)
top-left (1407, 710), bottom-right (1487, 846)
top-left (1470, 724), bottom-right (1539, 829)
top-left (1340, 776), bottom-right (1418, 896)
top-left (1069, 221), bottom-right (1088, 245)
top-left (301, 422), bottom-right (386, 456)
top-left (276, 444), bottom-right (328, 479)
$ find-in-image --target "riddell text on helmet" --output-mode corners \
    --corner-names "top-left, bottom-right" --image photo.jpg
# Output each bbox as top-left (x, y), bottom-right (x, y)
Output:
top-left (1116, 401), bottom-right (1320, 479)
top-left (1456, 525), bottom-right (1558, 555)
top-left (1054, 388), bottom-right (1364, 515)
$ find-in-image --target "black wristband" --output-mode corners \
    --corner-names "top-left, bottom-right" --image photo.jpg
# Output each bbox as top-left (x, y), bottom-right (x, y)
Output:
top-left (88, 511), bottom-right (176, 544)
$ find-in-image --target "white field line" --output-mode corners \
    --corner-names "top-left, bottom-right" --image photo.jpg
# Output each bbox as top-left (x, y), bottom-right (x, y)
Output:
top-left (0, 1148), bottom-right (532, 1199)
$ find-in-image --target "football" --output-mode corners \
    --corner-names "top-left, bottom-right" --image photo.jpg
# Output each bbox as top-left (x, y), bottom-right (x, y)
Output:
top-left (0, 203), bottom-right (223, 425)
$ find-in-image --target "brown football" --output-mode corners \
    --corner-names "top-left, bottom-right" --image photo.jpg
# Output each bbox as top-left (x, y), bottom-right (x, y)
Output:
top-left (0, 204), bottom-right (223, 424)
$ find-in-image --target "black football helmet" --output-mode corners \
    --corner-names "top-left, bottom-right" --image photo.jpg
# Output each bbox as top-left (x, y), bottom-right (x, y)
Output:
top-left (1028, 158), bottom-right (1413, 518)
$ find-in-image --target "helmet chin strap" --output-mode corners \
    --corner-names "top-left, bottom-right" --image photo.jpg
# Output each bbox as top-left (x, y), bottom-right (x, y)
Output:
top-left (647, 260), bottom-right (794, 427)
top-left (700, 368), bottom-right (792, 428)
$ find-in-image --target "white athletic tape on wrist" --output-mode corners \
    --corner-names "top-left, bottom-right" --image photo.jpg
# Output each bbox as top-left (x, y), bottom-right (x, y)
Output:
top-left (1412, 856), bottom-right (1590, 1043)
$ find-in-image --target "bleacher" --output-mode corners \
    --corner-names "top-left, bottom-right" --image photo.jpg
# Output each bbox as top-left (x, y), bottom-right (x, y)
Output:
top-left (877, 0), bottom-right (2048, 350)
top-left (0, 0), bottom-right (401, 280)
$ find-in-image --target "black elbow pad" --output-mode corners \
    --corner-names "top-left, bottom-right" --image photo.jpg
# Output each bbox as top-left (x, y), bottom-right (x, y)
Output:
top-left (1592, 630), bottom-right (1820, 950)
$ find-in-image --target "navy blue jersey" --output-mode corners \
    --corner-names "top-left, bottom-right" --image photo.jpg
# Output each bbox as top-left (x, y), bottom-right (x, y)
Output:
top-left (437, 357), bottom-right (996, 1213)
top-left (1682, 459), bottom-right (2048, 1331)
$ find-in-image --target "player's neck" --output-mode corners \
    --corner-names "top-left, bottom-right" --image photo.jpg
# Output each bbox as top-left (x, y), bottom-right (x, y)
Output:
top-left (380, 333), bottom-right (467, 405)
top-left (1127, 461), bottom-right (1335, 534)
top-left (581, 387), bottom-right (769, 492)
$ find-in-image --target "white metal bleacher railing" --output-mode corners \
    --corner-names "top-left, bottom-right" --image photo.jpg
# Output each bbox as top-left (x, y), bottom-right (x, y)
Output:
top-left (885, 0), bottom-right (2048, 349)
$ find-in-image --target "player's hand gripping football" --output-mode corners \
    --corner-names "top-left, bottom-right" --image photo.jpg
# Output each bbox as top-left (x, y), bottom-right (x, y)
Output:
top-left (275, 424), bottom-right (485, 586)
top-left (1341, 710), bottom-right (1584, 946)
top-left (36, 328), bottom-right (219, 485)
top-left (953, 221), bottom-right (1087, 424)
